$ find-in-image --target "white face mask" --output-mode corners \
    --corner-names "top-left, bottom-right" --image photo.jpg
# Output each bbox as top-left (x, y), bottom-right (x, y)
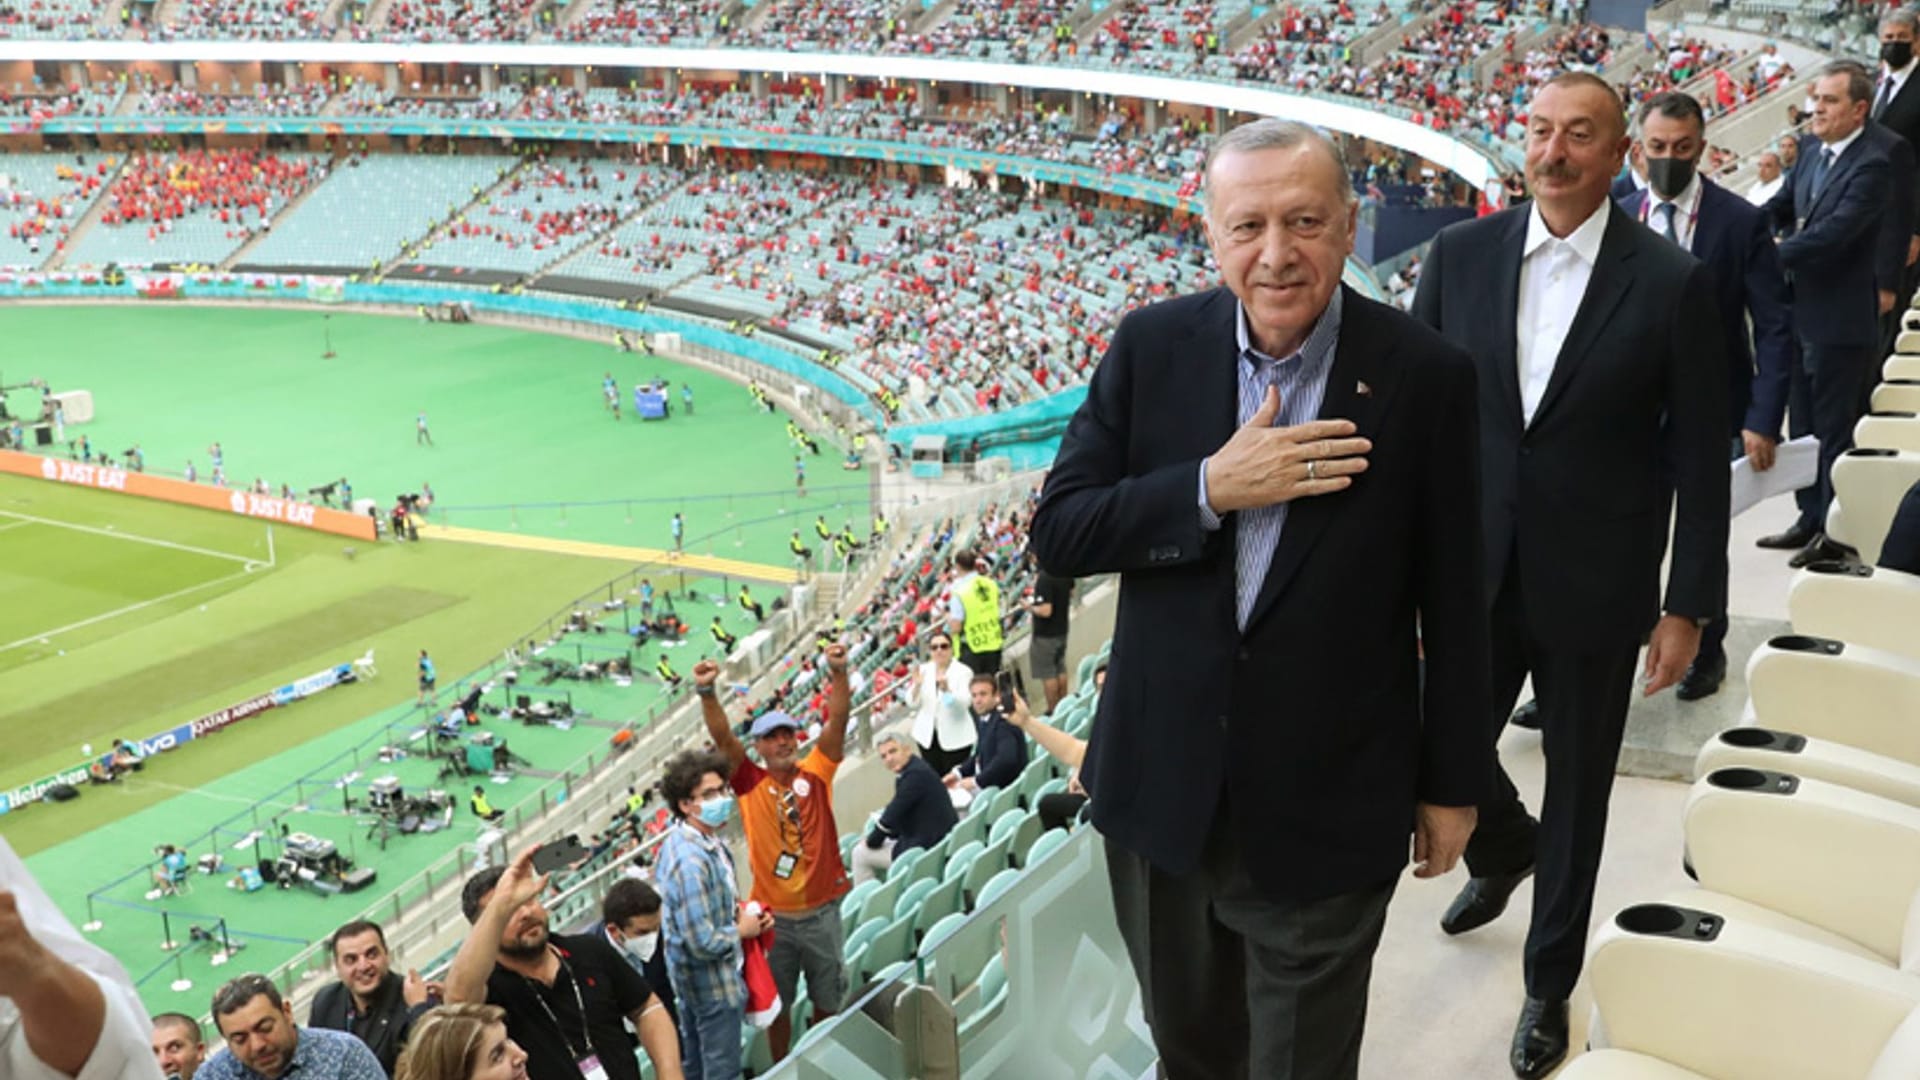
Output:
top-left (622, 930), bottom-right (659, 964)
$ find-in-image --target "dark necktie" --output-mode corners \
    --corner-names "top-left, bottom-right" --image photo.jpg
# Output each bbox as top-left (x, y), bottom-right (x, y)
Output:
top-left (1654, 202), bottom-right (1679, 245)
top-left (1810, 147), bottom-right (1836, 199)
top-left (1876, 76), bottom-right (1895, 120)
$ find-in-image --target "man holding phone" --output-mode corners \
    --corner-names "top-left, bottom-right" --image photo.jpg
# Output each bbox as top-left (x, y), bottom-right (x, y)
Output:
top-left (946, 674), bottom-right (1029, 793)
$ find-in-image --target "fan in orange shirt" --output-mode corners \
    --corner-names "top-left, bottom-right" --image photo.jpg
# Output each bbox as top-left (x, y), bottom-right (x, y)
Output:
top-left (692, 645), bottom-right (851, 1064)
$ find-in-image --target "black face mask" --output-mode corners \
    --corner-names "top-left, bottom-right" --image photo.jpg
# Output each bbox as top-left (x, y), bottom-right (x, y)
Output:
top-left (1884, 39), bottom-right (1914, 70)
top-left (1645, 155), bottom-right (1697, 201)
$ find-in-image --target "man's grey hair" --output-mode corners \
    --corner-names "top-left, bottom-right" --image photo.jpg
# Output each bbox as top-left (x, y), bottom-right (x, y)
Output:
top-left (1881, 7), bottom-right (1919, 34)
top-left (1203, 118), bottom-right (1356, 209)
top-left (874, 729), bottom-right (916, 755)
top-left (1819, 59), bottom-right (1877, 105)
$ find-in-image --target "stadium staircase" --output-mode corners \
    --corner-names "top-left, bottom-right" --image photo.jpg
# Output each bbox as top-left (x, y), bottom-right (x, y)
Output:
top-left (146, 0), bottom-right (186, 34)
top-left (379, 158), bottom-right (536, 280)
top-left (524, 171), bottom-right (711, 287)
top-left (318, 0), bottom-right (358, 39)
top-left (41, 155), bottom-right (133, 272)
top-left (358, 0), bottom-right (400, 34)
top-left (94, 0), bottom-right (130, 37)
top-left (220, 160), bottom-right (340, 271)
top-left (546, 0), bottom-right (597, 34)
top-left (909, 0), bottom-right (959, 35)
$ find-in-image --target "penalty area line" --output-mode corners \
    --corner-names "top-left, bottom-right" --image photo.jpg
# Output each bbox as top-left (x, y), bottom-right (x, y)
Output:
top-left (0, 510), bottom-right (259, 565)
top-left (0, 565), bottom-right (257, 655)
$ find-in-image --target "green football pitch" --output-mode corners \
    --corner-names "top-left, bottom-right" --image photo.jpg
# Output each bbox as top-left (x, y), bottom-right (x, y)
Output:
top-left (0, 304), bottom-right (869, 1018)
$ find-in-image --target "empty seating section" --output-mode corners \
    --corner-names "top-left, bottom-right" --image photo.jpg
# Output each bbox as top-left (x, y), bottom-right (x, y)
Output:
top-left (161, 0), bottom-right (335, 40)
top-left (415, 159), bottom-right (677, 276)
top-left (0, 152), bottom-right (113, 268)
top-left (64, 150), bottom-right (326, 268)
top-left (243, 155), bottom-right (516, 268)
top-left (0, 0), bottom-right (101, 38)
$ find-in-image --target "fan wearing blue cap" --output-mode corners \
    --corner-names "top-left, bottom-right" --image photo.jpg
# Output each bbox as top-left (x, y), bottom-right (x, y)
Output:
top-left (693, 645), bottom-right (853, 1062)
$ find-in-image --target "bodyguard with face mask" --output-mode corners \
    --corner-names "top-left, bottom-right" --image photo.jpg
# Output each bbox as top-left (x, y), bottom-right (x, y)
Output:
top-left (596, 880), bottom-right (677, 1034)
top-left (651, 750), bottom-right (771, 1080)
top-left (1873, 9), bottom-right (1920, 363)
top-left (1622, 90), bottom-right (1794, 703)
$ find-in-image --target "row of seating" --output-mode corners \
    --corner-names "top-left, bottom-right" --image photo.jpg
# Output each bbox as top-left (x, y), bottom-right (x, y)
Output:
top-left (1561, 338), bottom-right (1920, 1076)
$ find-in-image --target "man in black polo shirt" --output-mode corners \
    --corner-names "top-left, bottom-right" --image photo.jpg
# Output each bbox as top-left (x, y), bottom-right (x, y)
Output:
top-left (1021, 561), bottom-right (1074, 712)
top-left (445, 846), bottom-right (683, 1080)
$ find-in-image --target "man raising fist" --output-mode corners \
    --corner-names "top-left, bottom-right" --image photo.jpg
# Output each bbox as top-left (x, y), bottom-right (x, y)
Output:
top-left (694, 645), bottom-right (852, 1062)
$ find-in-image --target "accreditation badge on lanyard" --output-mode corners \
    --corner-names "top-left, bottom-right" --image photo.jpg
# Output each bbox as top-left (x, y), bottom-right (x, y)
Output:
top-left (524, 952), bottom-right (606, 1080)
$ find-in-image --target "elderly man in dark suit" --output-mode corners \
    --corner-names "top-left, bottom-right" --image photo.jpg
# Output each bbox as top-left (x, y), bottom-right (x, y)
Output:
top-left (1620, 90), bottom-right (1795, 701)
top-left (1873, 9), bottom-right (1920, 356)
top-left (1412, 71), bottom-right (1730, 1078)
top-left (850, 730), bottom-right (958, 884)
top-left (1760, 61), bottom-right (1910, 565)
top-left (1031, 117), bottom-right (1491, 1079)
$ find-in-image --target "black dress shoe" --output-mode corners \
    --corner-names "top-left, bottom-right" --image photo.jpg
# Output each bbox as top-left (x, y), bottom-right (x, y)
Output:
top-left (1675, 653), bottom-right (1728, 702)
top-left (1509, 698), bottom-right (1541, 730)
top-left (1756, 523), bottom-right (1816, 550)
top-left (1788, 534), bottom-right (1847, 569)
top-left (1510, 996), bottom-right (1569, 1080)
top-left (1440, 867), bottom-right (1534, 936)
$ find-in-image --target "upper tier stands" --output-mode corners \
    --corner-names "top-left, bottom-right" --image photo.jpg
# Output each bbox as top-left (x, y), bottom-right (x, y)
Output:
top-left (379, 0), bottom-right (541, 42)
top-left (0, 0), bottom-right (102, 38)
top-left (159, 0), bottom-right (335, 39)
top-left (241, 153), bottom-right (516, 268)
top-left (62, 149), bottom-right (326, 268)
top-left (0, 81), bottom-right (123, 120)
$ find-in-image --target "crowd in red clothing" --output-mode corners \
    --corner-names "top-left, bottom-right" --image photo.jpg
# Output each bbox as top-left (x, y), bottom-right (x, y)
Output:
top-left (95, 150), bottom-right (319, 240)
top-left (381, 0), bottom-right (539, 42)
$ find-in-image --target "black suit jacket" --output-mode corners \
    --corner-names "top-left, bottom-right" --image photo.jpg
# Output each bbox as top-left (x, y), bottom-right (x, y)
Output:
top-left (1412, 204), bottom-right (1731, 650)
top-left (1030, 285), bottom-right (1491, 903)
top-left (309, 973), bottom-right (430, 1077)
top-left (1875, 67), bottom-right (1920, 238)
top-left (873, 754), bottom-right (959, 853)
top-left (1621, 179), bottom-right (1793, 436)
top-left (1765, 129), bottom-right (1899, 347)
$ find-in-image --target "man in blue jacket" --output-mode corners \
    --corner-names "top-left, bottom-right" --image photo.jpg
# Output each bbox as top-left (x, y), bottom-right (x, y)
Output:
top-left (950, 678), bottom-right (1029, 794)
top-left (850, 732), bottom-right (959, 884)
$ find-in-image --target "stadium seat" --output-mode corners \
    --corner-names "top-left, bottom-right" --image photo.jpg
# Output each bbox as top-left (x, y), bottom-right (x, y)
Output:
top-left (957, 952), bottom-right (1009, 1040)
top-left (975, 867), bottom-right (1023, 910)
top-left (1696, 728), bottom-right (1920, 809)
top-left (942, 840), bottom-right (985, 885)
top-left (1562, 903), bottom-right (1920, 1079)
top-left (891, 877), bottom-right (939, 924)
top-left (914, 874), bottom-right (966, 935)
top-left (1007, 812), bottom-right (1044, 869)
top-left (1034, 777), bottom-right (1068, 801)
top-left (841, 915), bottom-right (887, 964)
top-left (854, 911), bottom-right (917, 983)
top-left (1015, 758), bottom-right (1050, 805)
top-left (1024, 827), bottom-right (1069, 866)
top-left (1873, 381), bottom-right (1920, 413)
top-left (962, 835), bottom-right (1014, 907)
top-left (840, 878), bottom-right (879, 924)
top-left (946, 810), bottom-right (989, 853)
top-left (856, 872), bottom-right (908, 927)
top-left (1677, 769), bottom-right (1920, 967)
top-left (1745, 636), bottom-right (1920, 765)
top-left (1889, 355), bottom-right (1920, 380)
top-left (1857, 412), bottom-right (1920, 454)
top-left (917, 911), bottom-right (968, 957)
top-left (886, 846), bottom-right (928, 884)
top-left (987, 808), bottom-right (1026, 848)
top-left (1786, 563), bottom-right (1920, 662)
top-left (1827, 449), bottom-right (1920, 563)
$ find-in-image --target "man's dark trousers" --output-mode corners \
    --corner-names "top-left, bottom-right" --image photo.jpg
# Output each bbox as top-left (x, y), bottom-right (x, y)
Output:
top-left (1459, 557), bottom-right (1641, 1001)
top-left (1789, 342), bottom-right (1877, 533)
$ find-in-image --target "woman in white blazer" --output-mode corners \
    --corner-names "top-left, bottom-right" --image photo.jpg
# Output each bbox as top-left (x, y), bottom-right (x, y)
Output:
top-left (908, 629), bottom-right (975, 775)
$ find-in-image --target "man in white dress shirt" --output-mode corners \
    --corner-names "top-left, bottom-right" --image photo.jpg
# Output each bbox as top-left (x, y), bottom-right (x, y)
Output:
top-left (1, 836), bottom-right (164, 1080)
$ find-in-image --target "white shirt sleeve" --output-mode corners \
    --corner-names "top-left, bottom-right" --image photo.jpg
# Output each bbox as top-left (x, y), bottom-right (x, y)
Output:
top-left (0, 837), bottom-right (163, 1080)
top-left (2, 971), bottom-right (162, 1080)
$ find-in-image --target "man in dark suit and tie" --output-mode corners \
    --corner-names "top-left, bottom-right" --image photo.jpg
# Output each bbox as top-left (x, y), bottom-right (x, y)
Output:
top-left (1031, 118), bottom-right (1491, 1079)
top-left (1874, 9), bottom-right (1920, 355)
top-left (1411, 72), bottom-right (1730, 1079)
top-left (1620, 90), bottom-right (1794, 701)
top-left (1759, 62), bottom-right (1906, 565)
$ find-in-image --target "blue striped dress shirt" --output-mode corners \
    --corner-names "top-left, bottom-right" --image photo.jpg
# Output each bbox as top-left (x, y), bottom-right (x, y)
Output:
top-left (1198, 289), bottom-right (1344, 630)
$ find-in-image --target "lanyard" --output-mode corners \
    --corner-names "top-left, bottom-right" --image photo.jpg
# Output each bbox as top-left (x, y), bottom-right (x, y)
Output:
top-left (520, 949), bottom-right (593, 1062)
